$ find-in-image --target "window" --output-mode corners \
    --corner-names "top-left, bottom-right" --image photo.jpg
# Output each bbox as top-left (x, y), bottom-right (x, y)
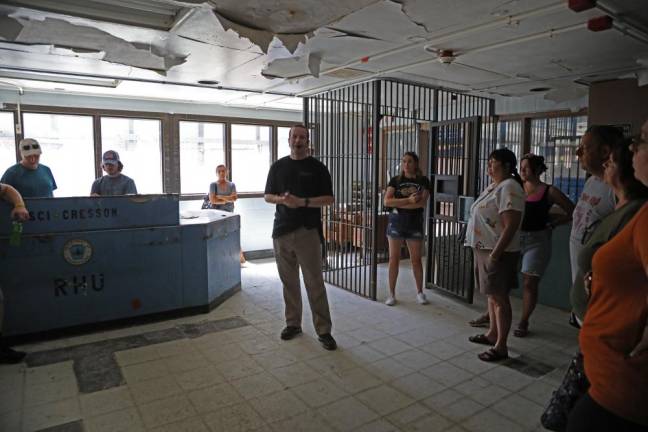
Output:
top-left (231, 124), bottom-right (270, 192)
top-left (496, 120), bottom-right (523, 159)
top-left (530, 115), bottom-right (588, 202)
top-left (277, 126), bottom-right (291, 159)
top-left (101, 117), bottom-right (163, 194)
top-left (23, 113), bottom-right (95, 197)
top-left (179, 121), bottom-right (225, 194)
top-left (0, 112), bottom-right (16, 167)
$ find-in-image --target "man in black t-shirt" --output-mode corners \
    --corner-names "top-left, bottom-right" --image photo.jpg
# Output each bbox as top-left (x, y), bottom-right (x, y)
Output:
top-left (264, 125), bottom-right (337, 350)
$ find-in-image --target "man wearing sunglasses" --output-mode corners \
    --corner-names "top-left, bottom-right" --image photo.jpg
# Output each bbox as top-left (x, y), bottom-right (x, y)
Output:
top-left (1, 138), bottom-right (57, 198)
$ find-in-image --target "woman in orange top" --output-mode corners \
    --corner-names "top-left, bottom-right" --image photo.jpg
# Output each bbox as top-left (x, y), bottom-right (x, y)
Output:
top-left (567, 123), bottom-right (648, 431)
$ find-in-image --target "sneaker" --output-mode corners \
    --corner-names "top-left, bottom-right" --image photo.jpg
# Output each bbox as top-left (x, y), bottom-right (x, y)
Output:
top-left (0, 346), bottom-right (26, 364)
top-left (385, 296), bottom-right (396, 306)
top-left (416, 292), bottom-right (429, 305)
top-left (280, 326), bottom-right (302, 340)
top-left (318, 333), bottom-right (337, 351)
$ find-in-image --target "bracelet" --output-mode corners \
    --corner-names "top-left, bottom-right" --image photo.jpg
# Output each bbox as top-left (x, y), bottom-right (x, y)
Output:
top-left (304, 197), bottom-right (310, 208)
top-left (14, 203), bottom-right (26, 209)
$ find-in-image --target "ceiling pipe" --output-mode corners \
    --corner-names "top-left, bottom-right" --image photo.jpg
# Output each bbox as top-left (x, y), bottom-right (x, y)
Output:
top-left (595, 0), bottom-right (648, 45)
top-left (0, 66), bottom-right (293, 96)
top-left (297, 21), bottom-right (587, 97)
top-left (263, 0), bottom-right (566, 94)
top-left (0, 79), bottom-right (24, 137)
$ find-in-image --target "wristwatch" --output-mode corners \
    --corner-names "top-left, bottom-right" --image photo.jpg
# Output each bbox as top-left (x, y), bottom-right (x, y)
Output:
top-left (304, 198), bottom-right (310, 208)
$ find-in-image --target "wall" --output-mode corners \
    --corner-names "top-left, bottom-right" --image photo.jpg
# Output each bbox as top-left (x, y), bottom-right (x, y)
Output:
top-left (510, 225), bottom-right (572, 310)
top-left (588, 78), bottom-right (648, 134)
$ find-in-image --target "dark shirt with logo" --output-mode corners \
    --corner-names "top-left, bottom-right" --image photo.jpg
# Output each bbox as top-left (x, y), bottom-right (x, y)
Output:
top-left (265, 156), bottom-right (333, 238)
top-left (387, 175), bottom-right (431, 215)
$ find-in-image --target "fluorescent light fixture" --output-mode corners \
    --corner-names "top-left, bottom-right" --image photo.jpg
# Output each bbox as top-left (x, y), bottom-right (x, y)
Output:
top-left (0, 69), bottom-right (121, 88)
top-left (6, 0), bottom-right (192, 31)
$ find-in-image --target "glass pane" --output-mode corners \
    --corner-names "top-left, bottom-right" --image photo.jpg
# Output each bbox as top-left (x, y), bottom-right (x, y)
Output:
top-left (530, 115), bottom-right (587, 202)
top-left (231, 124), bottom-right (270, 192)
top-left (179, 121), bottom-right (225, 194)
top-left (277, 127), bottom-right (291, 159)
top-left (23, 113), bottom-right (94, 197)
top-left (0, 112), bottom-right (16, 167)
top-left (496, 120), bottom-right (522, 159)
top-left (100, 117), bottom-right (163, 194)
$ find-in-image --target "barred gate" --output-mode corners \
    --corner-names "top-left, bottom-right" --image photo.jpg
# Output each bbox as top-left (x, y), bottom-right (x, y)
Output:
top-left (306, 80), bottom-right (493, 302)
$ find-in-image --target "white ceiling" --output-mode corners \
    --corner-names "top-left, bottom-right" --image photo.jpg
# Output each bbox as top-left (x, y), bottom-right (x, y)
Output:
top-left (0, 0), bottom-right (646, 111)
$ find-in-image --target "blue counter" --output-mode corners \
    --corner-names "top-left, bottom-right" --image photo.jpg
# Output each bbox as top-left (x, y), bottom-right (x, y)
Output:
top-left (0, 195), bottom-right (241, 337)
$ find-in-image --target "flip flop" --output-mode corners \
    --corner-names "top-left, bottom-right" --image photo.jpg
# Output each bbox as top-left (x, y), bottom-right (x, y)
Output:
top-left (478, 348), bottom-right (509, 362)
top-left (469, 314), bottom-right (490, 328)
top-left (513, 322), bottom-right (529, 338)
top-left (468, 334), bottom-right (495, 346)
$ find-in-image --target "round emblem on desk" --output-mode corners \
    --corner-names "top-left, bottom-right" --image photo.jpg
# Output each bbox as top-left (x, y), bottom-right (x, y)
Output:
top-left (63, 239), bottom-right (93, 266)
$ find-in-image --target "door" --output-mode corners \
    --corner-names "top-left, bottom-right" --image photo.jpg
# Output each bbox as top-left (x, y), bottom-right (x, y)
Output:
top-left (426, 117), bottom-right (480, 303)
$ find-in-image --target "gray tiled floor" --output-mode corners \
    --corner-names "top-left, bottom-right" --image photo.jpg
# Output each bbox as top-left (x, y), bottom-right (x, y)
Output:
top-left (1, 258), bottom-right (579, 431)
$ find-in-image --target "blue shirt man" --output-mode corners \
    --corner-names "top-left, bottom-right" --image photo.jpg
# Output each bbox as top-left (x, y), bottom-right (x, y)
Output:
top-left (1, 138), bottom-right (57, 198)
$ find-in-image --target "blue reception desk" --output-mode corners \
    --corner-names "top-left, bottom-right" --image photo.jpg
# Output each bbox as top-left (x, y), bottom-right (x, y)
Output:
top-left (0, 195), bottom-right (241, 337)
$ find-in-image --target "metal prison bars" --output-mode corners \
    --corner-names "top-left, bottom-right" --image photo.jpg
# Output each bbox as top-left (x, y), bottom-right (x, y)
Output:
top-left (531, 115), bottom-right (588, 203)
top-left (305, 79), bottom-right (494, 302)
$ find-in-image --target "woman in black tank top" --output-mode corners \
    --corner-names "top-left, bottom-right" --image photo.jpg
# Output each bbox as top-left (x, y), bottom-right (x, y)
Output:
top-left (515, 154), bottom-right (575, 336)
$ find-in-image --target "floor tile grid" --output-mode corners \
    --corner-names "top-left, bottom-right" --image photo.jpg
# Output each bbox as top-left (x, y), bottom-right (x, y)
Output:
top-left (6, 259), bottom-right (579, 431)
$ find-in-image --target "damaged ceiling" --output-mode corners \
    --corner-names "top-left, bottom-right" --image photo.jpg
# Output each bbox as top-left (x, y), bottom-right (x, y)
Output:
top-left (0, 0), bottom-right (647, 110)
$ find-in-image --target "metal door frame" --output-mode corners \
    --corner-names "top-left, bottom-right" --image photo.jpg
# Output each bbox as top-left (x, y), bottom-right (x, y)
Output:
top-left (425, 116), bottom-right (480, 303)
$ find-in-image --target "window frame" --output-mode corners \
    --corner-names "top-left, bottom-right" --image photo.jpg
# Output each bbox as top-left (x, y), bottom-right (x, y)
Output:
top-left (1, 103), bottom-right (301, 199)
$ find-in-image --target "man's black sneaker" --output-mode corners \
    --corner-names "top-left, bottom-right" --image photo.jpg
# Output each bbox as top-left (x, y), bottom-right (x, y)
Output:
top-left (0, 346), bottom-right (26, 364)
top-left (318, 334), bottom-right (337, 351)
top-left (280, 326), bottom-right (302, 340)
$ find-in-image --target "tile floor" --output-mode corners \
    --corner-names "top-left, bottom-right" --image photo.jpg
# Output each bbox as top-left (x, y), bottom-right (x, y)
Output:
top-left (0, 259), bottom-right (579, 431)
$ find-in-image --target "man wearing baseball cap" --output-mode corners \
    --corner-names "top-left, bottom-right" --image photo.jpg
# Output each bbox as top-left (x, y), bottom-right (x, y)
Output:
top-left (1, 138), bottom-right (57, 198)
top-left (90, 150), bottom-right (137, 196)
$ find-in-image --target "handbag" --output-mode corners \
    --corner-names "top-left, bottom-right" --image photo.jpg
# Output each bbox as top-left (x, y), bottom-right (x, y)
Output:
top-left (201, 195), bottom-right (213, 210)
top-left (540, 352), bottom-right (590, 432)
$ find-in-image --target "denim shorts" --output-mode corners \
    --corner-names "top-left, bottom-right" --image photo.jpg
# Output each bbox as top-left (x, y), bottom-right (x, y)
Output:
top-left (520, 229), bottom-right (552, 277)
top-left (386, 212), bottom-right (424, 240)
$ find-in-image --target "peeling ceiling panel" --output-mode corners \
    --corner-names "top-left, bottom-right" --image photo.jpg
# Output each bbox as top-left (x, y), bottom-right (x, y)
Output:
top-left (430, 7), bottom-right (602, 55)
top-left (0, 0), bottom-right (646, 106)
top-left (330, 0), bottom-right (427, 43)
top-left (395, 0), bottom-right (559, 35)
top-left (209, 0), bottom-right (382, 54)
top-left (5, 0), bottom-right (192, 31)
top-left (307, 28), bottom-right (402, 67)
top-left (173, 7), bottom-right (262, 53)
top-left (207, 0), bottom-right (381, 34)
top-left (7, 16), bottom-right (187, 72)
top-left (463, 28), bottom-right (648, 82)
top-left (262, 54), bottom-right (321, 79)
top-left (405, 61), bottom-right (512, 87)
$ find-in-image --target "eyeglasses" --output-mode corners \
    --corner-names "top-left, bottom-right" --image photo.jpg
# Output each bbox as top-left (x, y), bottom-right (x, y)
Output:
top-left (21, 143), bottom-right (40, 151)
top-left (629, 135), bottom-right (648, 152)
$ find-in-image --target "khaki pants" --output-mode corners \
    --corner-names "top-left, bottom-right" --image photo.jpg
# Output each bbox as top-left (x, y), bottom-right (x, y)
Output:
top-left (273, 227), bottom-right (332, 336)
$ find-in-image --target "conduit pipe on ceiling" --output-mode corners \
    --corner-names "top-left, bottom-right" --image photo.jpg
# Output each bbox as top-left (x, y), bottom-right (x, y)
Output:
top-left (262, 0), bottom-right (566, 94)
top-left (0, 79), bottom-right (24, 138)
top-left (595, 1), bottom-right (648, 46)
top-left (297, 21), bottom-right (587, 97)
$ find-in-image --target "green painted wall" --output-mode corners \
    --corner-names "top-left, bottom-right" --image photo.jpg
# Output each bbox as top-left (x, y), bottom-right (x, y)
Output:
top-left (512, 224), bottom-right (573, 311)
